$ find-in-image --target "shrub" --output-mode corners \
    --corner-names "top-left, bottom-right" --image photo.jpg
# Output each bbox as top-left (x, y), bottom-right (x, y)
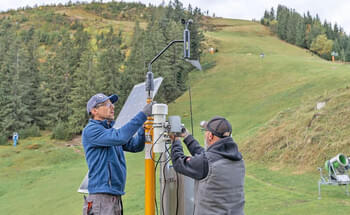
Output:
top-left (0, 135), bottom-right (8, 145)
top-left (52, 122), bottom-right (72, 140)
top-left (18, 125), bottom-right (41, 139)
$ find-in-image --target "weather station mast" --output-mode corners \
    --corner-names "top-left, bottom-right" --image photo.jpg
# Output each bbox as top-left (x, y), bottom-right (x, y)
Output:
top-left (144, 19), bottom-right (201, 215)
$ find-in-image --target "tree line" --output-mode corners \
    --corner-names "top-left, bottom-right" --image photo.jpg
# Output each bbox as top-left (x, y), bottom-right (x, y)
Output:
top-left (261, 5), bottom-right (350, 61)
top-left (0, 0), bottom-right (204, 143)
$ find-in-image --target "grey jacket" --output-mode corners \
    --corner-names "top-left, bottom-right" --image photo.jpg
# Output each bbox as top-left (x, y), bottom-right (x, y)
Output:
top-left (171, 135), bottom-right (245, 215)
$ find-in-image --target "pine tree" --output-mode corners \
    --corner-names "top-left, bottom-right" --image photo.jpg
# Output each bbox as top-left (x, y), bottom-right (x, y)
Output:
top-left (0, 31), bottom-right (31, 135)
top-left (96, 27), bottom-right (124, 96)
top-left (122, 21), bottom-right (147, 104)
top-left (42, 30), bottom-right (75, 126)
top-left (263, 10), bottom-right (270, 20)
top-left (69, 50), bottom-right (97, 133)
top-left (143, 16), bottom-right (169, 103)
top-left (345, 39), bottom-right (350, 62)
top-left (323, 21), bottom-right (334, 40)
top-left (20, 27), bottom-right (46, 128)
top-left (0, 19), bottom-right (12, 135)
top-left (270, 7), bottom-right (275, 20)
top-left (286, 10), bottom-right (298, 44)
top-left (295, 17), bottom-right (306, 47)
top-left (276, 5), bottom-right (289, 40)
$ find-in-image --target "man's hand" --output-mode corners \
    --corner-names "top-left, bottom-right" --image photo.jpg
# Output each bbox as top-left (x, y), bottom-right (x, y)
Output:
top-left (142, 102), bottom-right (153, 116)
top-left (169, 134), bottom-right (179, 142)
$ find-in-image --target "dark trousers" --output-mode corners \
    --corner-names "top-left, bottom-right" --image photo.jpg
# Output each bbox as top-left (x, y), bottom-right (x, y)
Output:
top-left (83, 194), bottom-right (123, 215)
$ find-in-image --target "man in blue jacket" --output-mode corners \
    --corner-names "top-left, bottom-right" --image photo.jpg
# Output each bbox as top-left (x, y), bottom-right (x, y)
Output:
top-left (82, 93), bottom-right (152, 215)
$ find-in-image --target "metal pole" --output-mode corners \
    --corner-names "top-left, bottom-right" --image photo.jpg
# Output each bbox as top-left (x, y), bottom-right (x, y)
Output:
top-left (148, 40), bottom-right (184, 68)
top-left (145, 71), bottom-right (155, 215)
top-left (145, 97), bottom-right (155, 215)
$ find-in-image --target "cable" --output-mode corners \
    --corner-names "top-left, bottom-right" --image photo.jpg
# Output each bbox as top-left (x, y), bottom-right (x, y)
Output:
top-left (151, 131), bottom-right (165, 215)
top-left (152, 136), bottom-right (181, 214)
top-left (175, 171), bottom-right (179, 215)
top-left (153, 138), bottom-right (170, 214)
top-left (150, 131), bottom-right (168, 163)
top-left (155, 199), bottom-right (159, 215)
top-left (154, 153), bottom-right (163, 215)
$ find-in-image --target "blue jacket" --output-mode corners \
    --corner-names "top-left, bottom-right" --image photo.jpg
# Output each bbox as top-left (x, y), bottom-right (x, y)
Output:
top-left (82, 111), bottom-right (147, 195)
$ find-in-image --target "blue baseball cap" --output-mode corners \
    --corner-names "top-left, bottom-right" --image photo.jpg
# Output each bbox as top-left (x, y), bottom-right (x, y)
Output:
top-left (87, 93), bottom-right (118, 114)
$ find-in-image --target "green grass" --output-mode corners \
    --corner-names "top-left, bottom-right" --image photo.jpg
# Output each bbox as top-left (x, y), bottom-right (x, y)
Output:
top-left (2, 138), bottom-right (350, 214)
top-left (0, 134), bottom-right (86, 215)
top-left (245, 163), bottom-right (350, 214)
top-left (2, 17), bottom-right (350, 214)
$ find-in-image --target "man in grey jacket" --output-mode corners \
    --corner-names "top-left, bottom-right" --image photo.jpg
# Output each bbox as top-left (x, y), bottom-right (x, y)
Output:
top-left (171, 116), bottom-right (245, 215)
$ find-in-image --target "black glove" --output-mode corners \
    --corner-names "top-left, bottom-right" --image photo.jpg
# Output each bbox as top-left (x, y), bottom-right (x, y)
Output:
top-left (142, 102), bottom-right (153, 116)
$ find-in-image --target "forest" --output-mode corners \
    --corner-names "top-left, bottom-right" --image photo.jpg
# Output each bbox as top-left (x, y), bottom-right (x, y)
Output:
top-left (0, 0), bottom-right (204, 142)
top-left (261, 5), bottom-right (350, 61)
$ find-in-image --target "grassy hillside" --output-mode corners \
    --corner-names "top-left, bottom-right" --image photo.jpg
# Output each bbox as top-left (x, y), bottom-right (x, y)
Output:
top-left (171, 18), bottom-right (350, 143)
top-left (242, 86), bottom-right (350, 172)
top-left (2, 15), bottom-right (350, 215)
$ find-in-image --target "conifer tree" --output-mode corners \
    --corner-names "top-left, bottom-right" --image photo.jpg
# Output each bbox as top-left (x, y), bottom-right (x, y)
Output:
top-left (295, 17), bottom-right (306, 48)
top-left (276, 5), bottom-right (289, 40)
top-left (345, 40), bottom-right (350, 62)
top-left (286, 10), bottom-right (298, 44)
top-left (96, 27), bottom-right (124, 102)
top-left (0, 32), bottom-right (31, 135)
top-left (20, 27), bottom-right (46, 128)
top-left (42, 30), bottom-right (74, 125)
top-left (69, 50), bottom-right (97, 133)
top-left (122, 21), bottom-right (147, 103)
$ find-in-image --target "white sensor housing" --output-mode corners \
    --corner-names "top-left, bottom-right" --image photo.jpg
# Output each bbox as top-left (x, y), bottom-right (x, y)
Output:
top-left (152, 104), bottom-right (168, 152)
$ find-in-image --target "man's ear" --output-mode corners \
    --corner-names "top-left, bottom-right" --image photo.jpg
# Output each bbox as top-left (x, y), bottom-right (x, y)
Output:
top-left (90, 108), bottom-right (98, 116)
top-left (208, 132), bottom-right (214, 140)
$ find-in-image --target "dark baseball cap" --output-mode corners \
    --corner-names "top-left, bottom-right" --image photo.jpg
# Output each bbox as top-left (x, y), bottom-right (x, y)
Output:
top-left (86, 93), bottom-right (118, 114)
top-left (201, 116), bottom-right (232, 138)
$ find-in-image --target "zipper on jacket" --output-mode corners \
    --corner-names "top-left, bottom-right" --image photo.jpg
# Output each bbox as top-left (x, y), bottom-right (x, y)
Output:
top-left (108, 162), bottom-right (112, 187)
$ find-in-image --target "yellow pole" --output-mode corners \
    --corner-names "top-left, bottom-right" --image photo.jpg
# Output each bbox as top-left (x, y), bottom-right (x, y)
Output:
top-left (145, 98), bottom-right (155, 215)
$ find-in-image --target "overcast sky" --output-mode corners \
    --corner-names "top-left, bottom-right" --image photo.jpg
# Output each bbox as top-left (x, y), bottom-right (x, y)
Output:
top-left (1, 0), bottom-right (349, 34)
